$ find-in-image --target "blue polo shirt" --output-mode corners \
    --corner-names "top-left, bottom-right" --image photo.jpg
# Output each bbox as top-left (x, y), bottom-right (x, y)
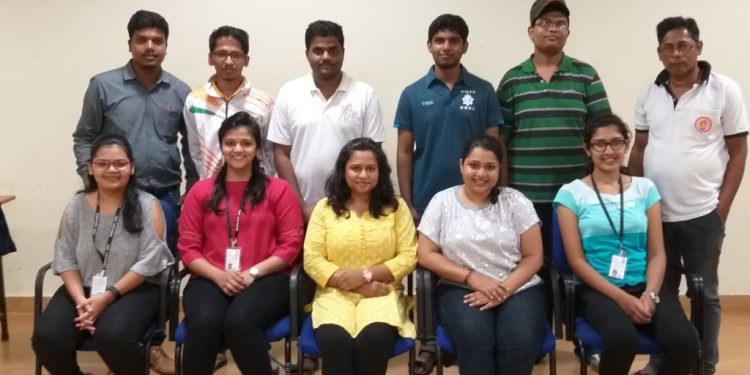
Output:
top-left (394, 66), bottom-right (503, 214)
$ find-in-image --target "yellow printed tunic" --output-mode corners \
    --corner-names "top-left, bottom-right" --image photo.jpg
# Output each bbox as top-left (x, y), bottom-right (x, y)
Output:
top-left (304, 197), bottom-right (417, 338)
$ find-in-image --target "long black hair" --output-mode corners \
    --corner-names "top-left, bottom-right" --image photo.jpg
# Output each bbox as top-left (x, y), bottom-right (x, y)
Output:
top-left (84, 134), bottom-right (143, 233)
top-left (324, 137), bottom-right (398, 218)
top-left (207, 112), bottom-right (268, 213)
top-left (583, 113), bottom-right (631, 176)
top-left (461, 135), bottom-right (503, 204)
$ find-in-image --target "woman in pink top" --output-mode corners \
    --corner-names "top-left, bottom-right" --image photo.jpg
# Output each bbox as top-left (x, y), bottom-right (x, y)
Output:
top-left (178, 112), bottom-right (304, 375)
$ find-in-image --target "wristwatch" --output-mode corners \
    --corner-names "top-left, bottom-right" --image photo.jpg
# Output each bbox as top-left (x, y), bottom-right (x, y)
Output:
top-left (642, 291), bottom-right (660, 304)
top-left (249, 266), bottom-right (262, 279)
top-left (362, 269), bottom-right (373, 283)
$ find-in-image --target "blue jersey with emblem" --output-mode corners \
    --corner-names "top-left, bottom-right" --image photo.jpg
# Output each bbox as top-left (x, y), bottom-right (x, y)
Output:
top-left (394, 66), bottom-right (503, 213)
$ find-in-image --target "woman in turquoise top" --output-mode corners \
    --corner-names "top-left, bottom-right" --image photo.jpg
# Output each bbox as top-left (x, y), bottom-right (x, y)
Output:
top-left (553, 114), bottom-right (698, 375)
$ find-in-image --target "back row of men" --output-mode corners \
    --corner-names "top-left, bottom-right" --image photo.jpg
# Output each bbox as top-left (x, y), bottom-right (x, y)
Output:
top-left (70, 1), bottom-right (747, 374)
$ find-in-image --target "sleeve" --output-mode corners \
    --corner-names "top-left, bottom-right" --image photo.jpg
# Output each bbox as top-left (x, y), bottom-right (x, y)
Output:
top-left (177, 182), bottom-right (208, 267)
top-left (183, 93), bottom-right (205, 179)
top-left (131, 197), bottom-right (174, 276)
top-left (363, 89), bottom-right (385, 142)
top-left (509, 190), bottom-right (540, 235)
top-left (383, 198), bottom-right (417, 281)
top-left (52, 198), bottom-right (81, 274)
top-left (633, 85), bottom-right (651, 131)
top-left (179, 104), bottom-right (199, 190)
top-left (484, 82), bottom-right (504, 128)
top-left (496, 75), bottom-right (515, 134)
top-left (303, 200), bottom-right (340, 287)
top-left (643, 178), bottom-right (662, 209)
top-left (267, 86), bottom-right (292, 145)
top-left (722, 80), bottom-right (750, 136)
top-left (416, 191), bottom-right (444, 246)
top-left (584, 68), bottom-right (612, 122)
top-left (393, 89), bottom-right (413, 131)
top-left (269, 180), bottom-right (304, 266)
top-left (552, 184), bottom-right (579, 215)
top-left (72, 78), bottom-right (104, 180)
top-left (260, 99), bottom-right (277, 175)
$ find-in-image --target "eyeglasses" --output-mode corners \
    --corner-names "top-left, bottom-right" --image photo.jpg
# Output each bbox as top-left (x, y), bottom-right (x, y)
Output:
top-left (589, 139), bottom-right (628, 152)
top-left (92, 159), bottom-right (130, 170)
top-left (211, 51), bottom-right (247, 62)
top-left (534, 19), bottom-right (569, 31)
top-left (659, 42), bottom-right (696, 55)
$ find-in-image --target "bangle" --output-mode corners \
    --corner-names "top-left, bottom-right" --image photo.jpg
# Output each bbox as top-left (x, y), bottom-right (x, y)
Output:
top-left (106, 286), bottom-right (122, 301)
top-left (463, 269), bottom-right (473, 285)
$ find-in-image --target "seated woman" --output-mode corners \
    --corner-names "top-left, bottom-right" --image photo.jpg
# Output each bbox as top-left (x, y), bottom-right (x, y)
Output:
top-left (304, 137), bottom-right (417, 375)
top-left (178, 112), bottom-right (303, 375)
top-left (32, 134), bottom-right (174, 374)
top-left (553, 114), bottom-right (699, 375)
top-left (417, 135), bottom-right (546, 375)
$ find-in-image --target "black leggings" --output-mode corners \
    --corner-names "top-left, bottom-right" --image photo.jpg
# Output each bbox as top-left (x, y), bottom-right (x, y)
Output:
top-left (182, 274), bottom-right (290, 375)
top-left (316, 322), bottom-right (398, 375)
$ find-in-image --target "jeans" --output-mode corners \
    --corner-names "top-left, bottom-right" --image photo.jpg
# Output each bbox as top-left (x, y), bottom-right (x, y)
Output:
top-left (153, 188), bottom-right (180, 255)
top-left (182, 275), bottom-right (290, 375)
top-left (577, 283), bottom-right (700, 375)
top-left (533, 202), bottom-right (553, 260)
top-left (32, 283), bottom-right (160, 375)
top-left (316, 322), bottom-right (397, 375)
top-left (437, 283), bottom-right (547, 375)
top-left (658, 209), bottom-right (724, 375)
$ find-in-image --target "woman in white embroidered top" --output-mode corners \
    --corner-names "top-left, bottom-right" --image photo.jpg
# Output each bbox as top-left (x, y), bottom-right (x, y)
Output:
top-left (417, 135), bottom-right (546, 375)
top-left (553, 114), bottom-right (699, 375)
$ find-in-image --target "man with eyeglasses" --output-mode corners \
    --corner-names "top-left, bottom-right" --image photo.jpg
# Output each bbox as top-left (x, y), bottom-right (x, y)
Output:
top-left (497, 0), bottom-right (610, 261)
top-left (629, 16), bottom-right (748, 375)
top-left (72, 10), bottom-right (196, 374)
top-left (184, 25), bottom-right (275, 179)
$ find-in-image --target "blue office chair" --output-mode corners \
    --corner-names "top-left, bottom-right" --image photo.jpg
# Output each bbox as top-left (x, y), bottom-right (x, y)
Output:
top-left (169, 266), bottom-right (296, 375)
top-left (34, 262), bottom-right (171, 375)
top-left (551, 210), bottom-right (704, 375)
top-left (292, 266), bottom-right (416, 375)
top-left (416, 265), bottom-right (561, 375)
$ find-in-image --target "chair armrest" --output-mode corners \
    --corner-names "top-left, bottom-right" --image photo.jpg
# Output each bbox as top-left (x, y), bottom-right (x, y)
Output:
top-left (290, 262), bottom-right (315, 340)
top-left (157, 266), bottom-right (173, 336)
top-left (540, 261), bottom-right (563, 339)
top-left (34, 262), bottom-right (53, 326)
top-left (685, 272), bottom-right (704, 339)
top-left (415, 266), bottom-right (436, 341)
top-left (559, 273), bottom-right (577, 340)
top-left (168, 266), bottom-right (189, 340)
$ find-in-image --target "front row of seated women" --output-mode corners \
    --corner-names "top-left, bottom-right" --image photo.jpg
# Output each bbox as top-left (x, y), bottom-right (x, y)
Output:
top-left (33, 112), bottom-right (699, 375)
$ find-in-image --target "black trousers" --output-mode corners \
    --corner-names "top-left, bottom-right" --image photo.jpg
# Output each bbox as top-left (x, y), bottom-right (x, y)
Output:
top-left (316, 322), bottom-right (398, 375)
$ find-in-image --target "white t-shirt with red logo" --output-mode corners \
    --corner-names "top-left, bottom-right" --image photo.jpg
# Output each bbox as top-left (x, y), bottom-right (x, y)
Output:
top-left (635, 68), bottom-right (749, 222)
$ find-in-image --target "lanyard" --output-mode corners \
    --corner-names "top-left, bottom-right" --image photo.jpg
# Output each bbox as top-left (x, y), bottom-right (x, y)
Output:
top-left (225, 196), bottom-right (242, 248)
top-left (92, 194), bottom-right (123, 272)
top-left (590, 174), bottom-right (625, 256)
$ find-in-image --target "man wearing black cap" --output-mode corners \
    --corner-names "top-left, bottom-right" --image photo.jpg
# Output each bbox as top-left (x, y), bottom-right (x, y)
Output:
top-left (497, 0), bottom-right (611, 261)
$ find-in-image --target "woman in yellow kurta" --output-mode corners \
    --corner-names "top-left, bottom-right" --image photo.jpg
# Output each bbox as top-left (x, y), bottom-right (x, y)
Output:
top-left (304, 137), bottom-right (417, 375)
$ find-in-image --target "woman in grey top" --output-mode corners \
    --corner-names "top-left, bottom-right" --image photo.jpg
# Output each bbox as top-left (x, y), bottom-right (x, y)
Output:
top-left (417, 135), bottom-right (546, 375)
top-left (32, 134), bottom-right (173, 375)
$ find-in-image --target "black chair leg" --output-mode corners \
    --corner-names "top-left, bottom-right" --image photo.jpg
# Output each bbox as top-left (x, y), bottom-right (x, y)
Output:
top-left (0, 257), bottom-right (9, 341)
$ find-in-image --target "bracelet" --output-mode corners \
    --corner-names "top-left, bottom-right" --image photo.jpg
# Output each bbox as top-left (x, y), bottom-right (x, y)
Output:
top-left (106, 286), bottom-right (122, 301)
top-left (463, 269), bottom-right (473, 285)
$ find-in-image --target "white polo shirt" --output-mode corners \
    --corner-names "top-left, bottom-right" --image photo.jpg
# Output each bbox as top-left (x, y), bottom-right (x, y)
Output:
top-left (635, 62), bottom-right (749, 222)
top-left (267, 72), bottom-right (384, 205)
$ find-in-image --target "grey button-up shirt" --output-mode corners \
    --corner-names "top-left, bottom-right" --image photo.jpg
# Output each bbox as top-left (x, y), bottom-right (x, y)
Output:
top-left (73, 61), bottom-right (197, 190)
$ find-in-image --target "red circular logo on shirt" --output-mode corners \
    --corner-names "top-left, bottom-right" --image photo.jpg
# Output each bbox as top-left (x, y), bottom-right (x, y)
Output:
top-left (694, 116), bottom-right (713, 133)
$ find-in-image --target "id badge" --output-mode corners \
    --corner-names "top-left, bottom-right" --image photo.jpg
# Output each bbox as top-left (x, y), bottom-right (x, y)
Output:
top-left (91, 271), bottom-right (108, 296)
top-left (608, 254), bottom-right (627, 279)
top-left (225, 247), bottom-right (241, 271)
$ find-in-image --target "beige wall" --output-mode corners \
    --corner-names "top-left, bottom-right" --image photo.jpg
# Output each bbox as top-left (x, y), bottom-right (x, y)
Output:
top-left (1, 0), bottom-right (748, 296)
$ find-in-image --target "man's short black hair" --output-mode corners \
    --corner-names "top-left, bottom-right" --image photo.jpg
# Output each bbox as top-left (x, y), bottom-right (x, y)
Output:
top-left (656, 16), bottom-right (700, 44)
top-left (209, 26), bottom-right (249, 54)
top-left (428, 14), bottom-right (469, 42)
top-left (305, 20), bottom-right (344, 50)
top-left (127, 10), bottom-right (169, 40)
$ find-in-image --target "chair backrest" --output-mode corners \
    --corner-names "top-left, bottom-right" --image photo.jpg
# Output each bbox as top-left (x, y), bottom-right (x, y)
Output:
top-left (551, 209), bottom-right (573, 276)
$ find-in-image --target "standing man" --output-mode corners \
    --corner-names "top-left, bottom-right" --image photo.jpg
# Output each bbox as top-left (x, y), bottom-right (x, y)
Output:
top-left (72, 10), bottom-right (196, 374)
top-left (185, 25), bottom-right (275, 179)
top-left (268, 20), bottom-right (384, 221)
top-left (497, 0), bottom-right (610, 258)
top-left (395, 14), bottom-right (502, 222)
top-left (629, 16), bottom-right (748, 375)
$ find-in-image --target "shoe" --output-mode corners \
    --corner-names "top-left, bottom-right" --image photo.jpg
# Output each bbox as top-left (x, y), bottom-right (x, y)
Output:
top-left (270, 351), bottom-right (279, 374)
top-left (215, 351), bottom-right (228, 370)
top-left (588, 353), bottom-right (601, 373)
top-left (150, 346), bottom-right (176, 375)
top-left (414, 349), bottom-right (436, 375)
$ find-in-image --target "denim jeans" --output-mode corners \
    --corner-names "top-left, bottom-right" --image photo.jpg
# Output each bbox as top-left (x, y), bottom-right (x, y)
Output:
top-left (154, 188), bottom-right (180, 255)
top-left (658, 209), bottom-right (724, 375)
top-left (437, 283), bottom-right (547, 375)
